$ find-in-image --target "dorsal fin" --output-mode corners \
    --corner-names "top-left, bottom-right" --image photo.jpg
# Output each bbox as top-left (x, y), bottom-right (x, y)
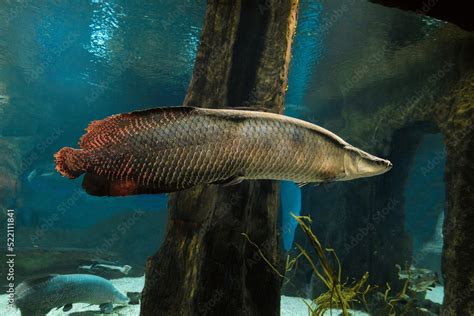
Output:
top-left (19, 274), bottom-right (58, 287)
top-left (79, 106), bottom-right (196, 149)
top-left (78, 106), bottom-right (273, 150)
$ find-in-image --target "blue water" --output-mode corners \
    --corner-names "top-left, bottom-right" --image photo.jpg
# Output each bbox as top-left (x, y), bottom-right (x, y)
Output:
top-left (280, 181), bottom-right (302, 251)
top-left (280, 0), bottom-right (323, 250)
top-left (404, 133), bottom-right (445, 275)
top-left (1, 1), bottom-right (205, 228)
top-left (404, 133), bottom-right (445, 249)
top-left (1, 0), bottom-right (323, 238)
top-left (0, 1), bottom-right (449, 302)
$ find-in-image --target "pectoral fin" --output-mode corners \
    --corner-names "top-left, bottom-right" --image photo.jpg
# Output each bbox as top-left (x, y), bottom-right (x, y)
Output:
top-left (99, 303), bottom-right (113, 314)
top-left (63, 303), bottom-right (73, 312)
top-left (211, 176), bottom-right (245, 186)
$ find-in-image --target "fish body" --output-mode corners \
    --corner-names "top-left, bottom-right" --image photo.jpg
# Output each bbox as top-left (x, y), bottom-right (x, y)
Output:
top-left (79, 263), bottom-right (132, 275)
top-left (396, 264), bottom-right (439, 292)
top-left (55, 106), bottom-right (392, 196)
top-left (26, 169), bottom-right (38, 183)
top-left (26, 163), bottom-right (56, 183)
top-left (15, 274), bottom-right (129, 315)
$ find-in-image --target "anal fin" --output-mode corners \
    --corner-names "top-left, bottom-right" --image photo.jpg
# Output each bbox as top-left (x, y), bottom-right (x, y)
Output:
top-left (82, 173), bottom-right (183, 196)
top-left (99, 303), bottom-right (113, 314)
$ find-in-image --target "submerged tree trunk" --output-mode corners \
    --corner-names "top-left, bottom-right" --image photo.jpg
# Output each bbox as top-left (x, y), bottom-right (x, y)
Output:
top-left (442, 127), bottom-right (474, 315)
top-left (141, 1), bottom-right (299, 315)
top-left (440, 74), bottom-right (474, 316)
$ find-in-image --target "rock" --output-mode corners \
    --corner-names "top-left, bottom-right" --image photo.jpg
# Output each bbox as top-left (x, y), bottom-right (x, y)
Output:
top-left (126, 292), bottom-right (141, 305)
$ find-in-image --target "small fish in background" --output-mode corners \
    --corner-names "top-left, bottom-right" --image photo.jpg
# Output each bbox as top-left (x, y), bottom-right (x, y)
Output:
top-left (396, 264), bottom-right (440, 292)
top-left (54, 106), bottom-right (392, 196)
top-left (15, 274), bottom-right (129, 315)
top-left (0, 94), bottom-right (9, 108)
top-left (26, 169), bottom-right (38, 183)
top-left (26, 164), bottom-right (57, 183)
top-left (79, 262), bottom-right (132, 275)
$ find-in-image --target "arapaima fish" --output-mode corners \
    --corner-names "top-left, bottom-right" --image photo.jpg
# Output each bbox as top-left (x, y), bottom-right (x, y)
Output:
top-left (15, 274), bottom-right (129, 315)
top-left (54, 106), bottom-right (392, 196)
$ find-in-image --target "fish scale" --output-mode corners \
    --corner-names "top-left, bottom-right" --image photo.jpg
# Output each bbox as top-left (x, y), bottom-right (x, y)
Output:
top-left (54, 106), bottom-right (392, 196)
top-left (15, 274), bottom-right (129, 315)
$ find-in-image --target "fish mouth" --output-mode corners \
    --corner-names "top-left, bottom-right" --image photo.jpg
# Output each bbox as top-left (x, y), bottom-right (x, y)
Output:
top-left (380, 159), bottom-right (393, 172)
top-left (367, 158), bottom-right (393, 176)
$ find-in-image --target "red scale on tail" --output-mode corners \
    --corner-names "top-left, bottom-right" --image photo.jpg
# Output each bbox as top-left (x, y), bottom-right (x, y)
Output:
top-left (54, 147), bottom-right (87, 179)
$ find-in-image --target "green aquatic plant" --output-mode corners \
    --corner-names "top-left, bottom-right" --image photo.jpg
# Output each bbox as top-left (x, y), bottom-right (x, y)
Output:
top-left (283, 251), bottom-right (304, 285)
top-left (242, 233), bottom-right (287, 280)
top-left (242, 214), bottom-right (432, 315)
top-left (242, 214), bottom-right (372, 316)
top-left (383, 266), bottom-right (419, 316)
top-left (291, 214), bottom-right (372, 316)
top-left (384, 282), bottom-right (407, 316)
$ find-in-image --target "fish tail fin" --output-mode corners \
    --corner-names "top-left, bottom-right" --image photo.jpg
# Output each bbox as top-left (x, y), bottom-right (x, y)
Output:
top-left (15, 275), bottom-right (58, 310)
top-left (54, 147), bottom-right (87, 179)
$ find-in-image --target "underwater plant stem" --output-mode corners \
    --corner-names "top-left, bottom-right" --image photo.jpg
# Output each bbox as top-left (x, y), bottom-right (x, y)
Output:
top-left (241, 233), bottom-right (287, 280)
top-left (291, 213), bottom-right (373, 316)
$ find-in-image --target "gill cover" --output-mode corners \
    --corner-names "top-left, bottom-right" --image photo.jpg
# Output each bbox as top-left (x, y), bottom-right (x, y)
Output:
top-left (343, 148), bottom-right (359, 179)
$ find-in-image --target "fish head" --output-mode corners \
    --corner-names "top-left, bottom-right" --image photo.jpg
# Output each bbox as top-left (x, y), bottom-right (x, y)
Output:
top-left (341, 146), bottom-right (392, 180)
